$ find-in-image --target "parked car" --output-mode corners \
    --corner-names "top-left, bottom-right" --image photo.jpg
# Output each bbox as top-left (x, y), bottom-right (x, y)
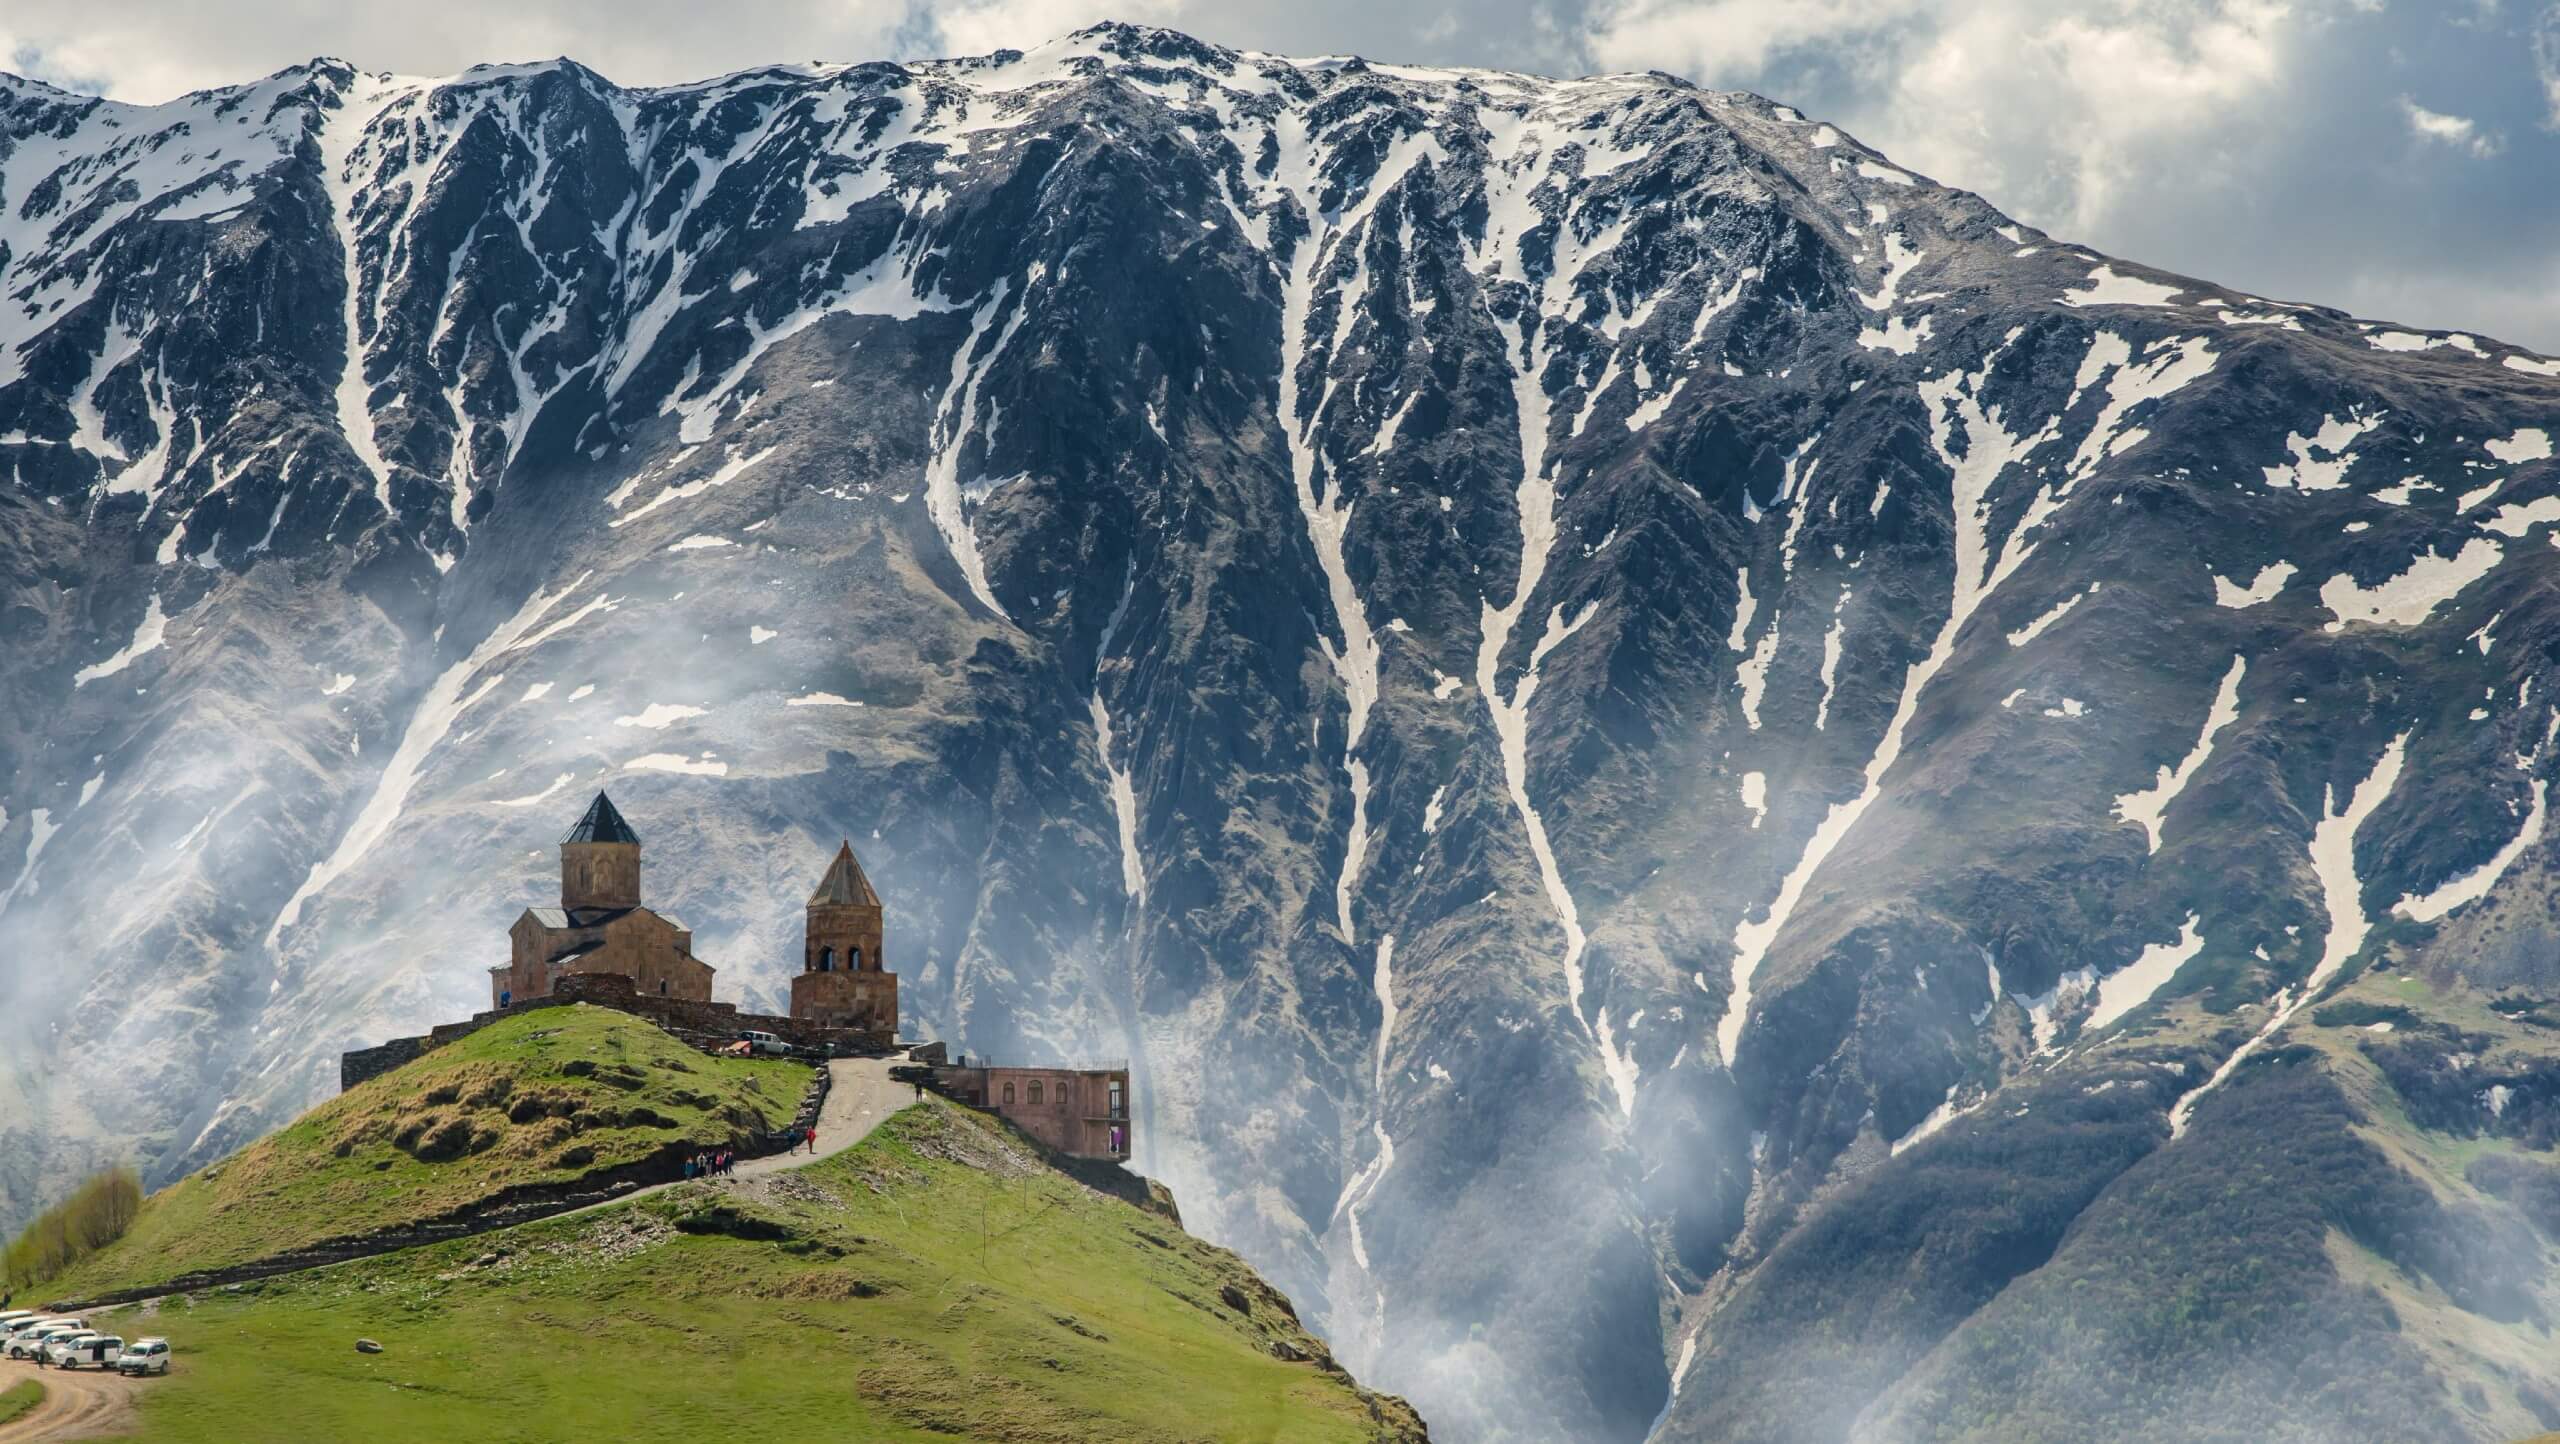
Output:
top-left (36, 1330), bottom-right (98, 1367)
top-left (8, 1320), bottom-right (83, 1360)
top-left (117, 1338), bottom-right (172, 1376)
top-left (739, 1030), bottom-right (790, 1056)
top-left (51, 1334), bottom-right (122, 1370)
top-left (0, 1310), bottom-right (38, 1334)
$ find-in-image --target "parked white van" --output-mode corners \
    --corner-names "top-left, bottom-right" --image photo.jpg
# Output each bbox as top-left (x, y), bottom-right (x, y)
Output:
top-left (51, 1333), bottom-right (123, 1370)
top-left (0, 1310), bottom-right (38, 1334)
top-left (7, 1320), bottom-right (83, 1359)
top-left (740, 1030), bottom-right (790, 1055)
top-left (118, 1338), bottom-right (172, 1376)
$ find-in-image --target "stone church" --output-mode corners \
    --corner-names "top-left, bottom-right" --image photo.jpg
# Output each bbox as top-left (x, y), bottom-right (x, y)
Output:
top-left (489, 793), bottom-right (716, 1009)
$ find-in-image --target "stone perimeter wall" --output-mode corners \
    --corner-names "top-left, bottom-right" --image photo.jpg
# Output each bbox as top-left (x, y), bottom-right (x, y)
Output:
top-left (340, 972), bottom-right (893, 1090)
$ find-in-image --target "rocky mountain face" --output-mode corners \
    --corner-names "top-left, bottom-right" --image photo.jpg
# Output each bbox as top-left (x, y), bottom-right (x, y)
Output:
top-left (5, 24), bottom-right (2560, 1442)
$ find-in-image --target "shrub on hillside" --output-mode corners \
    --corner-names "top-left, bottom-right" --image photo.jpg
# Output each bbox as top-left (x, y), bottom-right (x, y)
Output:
top-left (3, 1167), bottom-right (142, 1289)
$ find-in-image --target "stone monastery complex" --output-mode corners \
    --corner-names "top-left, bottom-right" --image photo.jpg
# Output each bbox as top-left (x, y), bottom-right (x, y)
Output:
top-left (490, 792), bottom-right (897, 1038)
top-left (341, 791), bottom-right (1129, 1162)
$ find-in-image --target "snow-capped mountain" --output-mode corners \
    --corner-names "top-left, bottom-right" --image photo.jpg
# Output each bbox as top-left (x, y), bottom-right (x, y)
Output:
top-left (6, 23), bottom-right (2560, 1442)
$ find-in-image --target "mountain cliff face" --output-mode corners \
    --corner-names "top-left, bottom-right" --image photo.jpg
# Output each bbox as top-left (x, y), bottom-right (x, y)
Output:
top-left (4, 24), bottom-right (2559, 1442)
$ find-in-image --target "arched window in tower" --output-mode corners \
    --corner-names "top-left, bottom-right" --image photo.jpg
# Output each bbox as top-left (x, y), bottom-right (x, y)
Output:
top-left (1002, 1082), bottom-right (1016, 1105)
top-left (819, 946), bottom-right (833, 972)
top-left (851, 946), bottom-right (864, 971)
top-left (1028, 1080), bottom-right (1044, 1104)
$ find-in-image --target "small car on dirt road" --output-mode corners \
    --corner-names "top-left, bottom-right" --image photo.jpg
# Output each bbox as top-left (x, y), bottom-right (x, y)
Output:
top-left (739, 1030), bottom-right (791, 1055)
top-left (117, 1338), bottom-right (172, 1376)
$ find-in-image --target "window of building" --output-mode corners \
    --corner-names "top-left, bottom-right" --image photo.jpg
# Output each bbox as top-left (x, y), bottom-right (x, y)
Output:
top-left (659, 980), bottom-right (668, 995)
top-left (1028, 1080), bottom-right (1044, 1104)
top-left (852, 946), bottom-right (864, 970)
top-left (1002, 1082), bottom-right (1015, 1105)
top-left (819, 946), bottom-right (833, 972)
top-left (1057, 1081), bottom-right (1073, 1107)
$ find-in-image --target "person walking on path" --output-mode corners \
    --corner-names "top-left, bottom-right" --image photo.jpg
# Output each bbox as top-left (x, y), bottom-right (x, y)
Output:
top-left (804, 1124), bottom-right (818, 1155)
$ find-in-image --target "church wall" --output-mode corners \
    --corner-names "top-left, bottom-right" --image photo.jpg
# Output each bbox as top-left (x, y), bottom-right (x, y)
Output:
top-left (573, 913), bottom-right (714, 1002)
top-left (790, 969), bottom-right (897, 1032)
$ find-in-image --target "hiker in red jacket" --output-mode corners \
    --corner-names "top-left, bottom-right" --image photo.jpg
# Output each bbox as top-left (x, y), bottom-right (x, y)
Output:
top-left (804, 1124), bottom-right (818, 1155)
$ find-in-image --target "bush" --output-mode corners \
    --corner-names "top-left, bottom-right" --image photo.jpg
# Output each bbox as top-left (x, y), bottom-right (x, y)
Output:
top-left (2, 1167), bottom-right (143, 1291)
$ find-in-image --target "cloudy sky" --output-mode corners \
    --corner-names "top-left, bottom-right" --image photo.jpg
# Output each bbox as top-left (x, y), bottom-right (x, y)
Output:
top-left (8, 0), bottom-right (2557, 351)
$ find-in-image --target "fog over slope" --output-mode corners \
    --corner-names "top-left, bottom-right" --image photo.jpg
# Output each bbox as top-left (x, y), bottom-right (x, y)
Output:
top-left (3, 24), bottom-right (2559, 1442)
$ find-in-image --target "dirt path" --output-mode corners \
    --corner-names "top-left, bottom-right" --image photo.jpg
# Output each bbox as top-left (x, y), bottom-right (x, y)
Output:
top-left (0, 1362), bottom-right (144, 1443)
top-left (555, 1056), bottom-right (909, 1220)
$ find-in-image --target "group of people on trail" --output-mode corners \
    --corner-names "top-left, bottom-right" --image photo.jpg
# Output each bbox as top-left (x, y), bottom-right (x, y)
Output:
top-left (685, 1149), bottom-right (736, 1180)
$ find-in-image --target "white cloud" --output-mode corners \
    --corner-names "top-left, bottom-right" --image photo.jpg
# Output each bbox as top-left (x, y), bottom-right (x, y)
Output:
top-left (1586, 0), bottom-right (2298, 239)
top-left (0, 1), bottom-right (928, 101)
top-left (2401, 95), bottom-right (2501, 156)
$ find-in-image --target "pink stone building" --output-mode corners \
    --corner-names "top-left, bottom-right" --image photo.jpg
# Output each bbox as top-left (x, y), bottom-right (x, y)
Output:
top-left (932, 1063), bottom-right (1132, 1159)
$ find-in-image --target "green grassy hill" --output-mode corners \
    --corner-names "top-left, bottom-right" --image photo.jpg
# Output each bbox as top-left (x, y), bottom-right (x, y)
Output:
top-left (101, 1098), bottom-right (1423, 1442)
top-left (41, 1006), bottom-right (807, 1300)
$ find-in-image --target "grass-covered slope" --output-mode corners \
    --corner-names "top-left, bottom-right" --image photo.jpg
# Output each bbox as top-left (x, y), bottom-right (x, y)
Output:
top-left (43, 1006), bottom-right (806, 1300)
top-left (113, 1100), bottom-right (1426, 1443)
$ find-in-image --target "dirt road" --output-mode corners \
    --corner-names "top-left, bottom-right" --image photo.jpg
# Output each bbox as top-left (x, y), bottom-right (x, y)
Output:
top-left (0, 1362), bottom-right (145, 1443)
top-left (556, 1056), bottom-right (910, 1219)
top-left (730, 1056), bottom-right (910, 1179)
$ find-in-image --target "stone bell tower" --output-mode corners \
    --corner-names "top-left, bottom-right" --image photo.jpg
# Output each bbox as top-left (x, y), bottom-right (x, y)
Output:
top-left (804, 841), bottom-right (883, 972)
top-left (791, 840), bottom-right (897, 1035)
top-left (561, 792), bottom-right (642, 911)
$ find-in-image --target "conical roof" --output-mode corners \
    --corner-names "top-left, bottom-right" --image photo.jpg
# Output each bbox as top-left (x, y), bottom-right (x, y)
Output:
top-left (809, 840), bottom-right (881, 907)
top-left (563, 792), bottom-right (641, 845)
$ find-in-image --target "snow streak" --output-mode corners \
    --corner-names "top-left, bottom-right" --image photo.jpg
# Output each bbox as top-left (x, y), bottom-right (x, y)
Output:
top-left (1717, 358), bottom-right (2057, 1065)
top-left (2114, 655), bottom-right (2245, 854)
top-left (1334, 933), bottom-right (1400, 1271)
top-left (265, 573), bottom-right (600, 950)
top-left (924, 277), bottom-right (1028, 621)
top-left (1467, 106), bottom-right (1628, 1112)
top-left (1258, 117), bottom-right (1431, 948)
top-left (2394, 776), bottom-right (2546, 923)
top-left (317, 74), bottom-right (424, 525)
top-left (2170, 734), bottom-right (2407, 1136)
top-left (1091, 569), bottom-right (1144, 904)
